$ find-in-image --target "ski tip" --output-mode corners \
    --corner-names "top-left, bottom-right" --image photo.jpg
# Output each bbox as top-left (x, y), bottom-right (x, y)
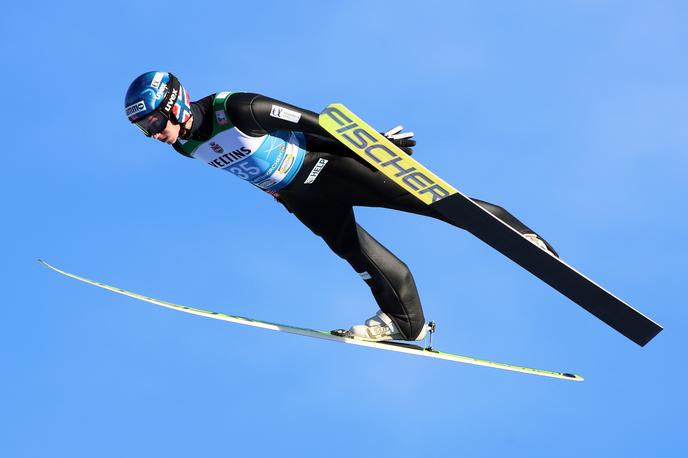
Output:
top-left (563, 373), bottom-right (584, 382)
top-left (38, 259), bottom-right (61, 273)
top-left (37, 259), bottom-right (54, 268)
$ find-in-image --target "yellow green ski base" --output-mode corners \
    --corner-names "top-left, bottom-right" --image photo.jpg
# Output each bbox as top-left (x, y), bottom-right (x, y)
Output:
top-left (40, 260), bottom-right (583, 381)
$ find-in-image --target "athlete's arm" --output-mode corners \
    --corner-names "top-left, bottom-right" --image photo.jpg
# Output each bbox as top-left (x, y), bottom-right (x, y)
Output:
top-left (225, 92), bottom-right (416, 154)
top-left (225, 92), bottom-right (352, 153)
top-left (225, 92), bottom-right (329, 137)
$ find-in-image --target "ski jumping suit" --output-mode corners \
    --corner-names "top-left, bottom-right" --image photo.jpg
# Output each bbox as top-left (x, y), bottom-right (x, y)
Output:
top-left (173, 92), bottom-right (551, 340)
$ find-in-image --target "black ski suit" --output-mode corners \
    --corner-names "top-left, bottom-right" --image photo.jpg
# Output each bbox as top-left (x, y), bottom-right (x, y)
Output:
top-left (175, 93), bottom-right (550, 340)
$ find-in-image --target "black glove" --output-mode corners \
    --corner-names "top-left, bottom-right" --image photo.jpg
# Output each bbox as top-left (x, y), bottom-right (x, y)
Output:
top-left (383, 125), bottom-right (416, 155)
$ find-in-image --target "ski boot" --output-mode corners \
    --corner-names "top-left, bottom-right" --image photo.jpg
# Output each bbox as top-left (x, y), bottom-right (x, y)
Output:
top-left (332, 310), bottom-right (427, 342)
top-left (523, 233), bottom-right (559, 258)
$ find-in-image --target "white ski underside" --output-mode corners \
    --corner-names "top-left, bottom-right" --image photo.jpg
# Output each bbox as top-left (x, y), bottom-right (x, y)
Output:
top-left (39, 260), bottom-right (583, 381)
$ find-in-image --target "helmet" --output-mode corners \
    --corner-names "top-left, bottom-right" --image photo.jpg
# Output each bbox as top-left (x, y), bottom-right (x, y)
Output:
top-left (124, 71), bottom-right (192, 136)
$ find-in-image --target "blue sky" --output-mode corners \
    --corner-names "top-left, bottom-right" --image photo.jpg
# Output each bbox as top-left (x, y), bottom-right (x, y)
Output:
top-left (2, 1), bottom-right (686, 456)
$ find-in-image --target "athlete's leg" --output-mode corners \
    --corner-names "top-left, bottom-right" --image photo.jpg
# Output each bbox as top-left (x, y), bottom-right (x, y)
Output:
top-left (276, 189), bottom-right (426, 340)
top-left (354, 224), bottom-right (426, 339)
top-left (305, 152), bottom-right (557, 253)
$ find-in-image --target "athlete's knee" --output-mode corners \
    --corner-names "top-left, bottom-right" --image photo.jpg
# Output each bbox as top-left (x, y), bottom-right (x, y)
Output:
top-left (386, 257), bottom-right (412, 283)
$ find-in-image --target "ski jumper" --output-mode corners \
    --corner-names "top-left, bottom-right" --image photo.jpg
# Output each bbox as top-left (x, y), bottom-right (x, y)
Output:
top-left (173, 92), bottom-right (548, 340)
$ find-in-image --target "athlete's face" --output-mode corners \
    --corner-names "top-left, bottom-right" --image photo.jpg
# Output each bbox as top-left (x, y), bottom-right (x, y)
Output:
top-left (152, 119), bottom-right (181, 144)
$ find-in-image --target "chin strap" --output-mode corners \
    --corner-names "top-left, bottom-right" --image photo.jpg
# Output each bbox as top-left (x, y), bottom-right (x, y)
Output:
top-left (177, 116), bottom-right (193, 140)
top-left (178, 123), bottom-right (190, 140)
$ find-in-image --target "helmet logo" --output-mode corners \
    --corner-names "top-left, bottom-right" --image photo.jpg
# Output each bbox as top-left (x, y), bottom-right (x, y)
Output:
top-left (155, 83), bottom-right (167, 100)
top-left (142, 86), bottom-right (166, 101)
top-left (165, 88), bottom-right (178, 112)
top-left (125, 100), bottom-right (147, 118)
top-left (151, 72), bottom-right (165, 90)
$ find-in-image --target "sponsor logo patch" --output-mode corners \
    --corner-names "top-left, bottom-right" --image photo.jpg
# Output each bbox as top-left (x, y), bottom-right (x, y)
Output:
top-left (207, 146), bottom-right (252, 168)
top-left (209, 142), bottom-right (224, 154)
top-left (256, 178), bottom-right (277, 189)
top-left (304, 158), bottom-right (328, 184)
top-left (278, 154), bottom-right (295, 174)
top-left (270, 105), bottom-right (302, 123)
top-left (125, 100), bottom-right (147, 118)
top-left (215, 110), bottom-right (228, 125)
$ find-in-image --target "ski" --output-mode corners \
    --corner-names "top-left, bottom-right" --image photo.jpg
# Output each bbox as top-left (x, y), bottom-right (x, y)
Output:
top-left (319, 104), bottom-right (662, 347)
top-left (40, 260), bottom-right (582, 381)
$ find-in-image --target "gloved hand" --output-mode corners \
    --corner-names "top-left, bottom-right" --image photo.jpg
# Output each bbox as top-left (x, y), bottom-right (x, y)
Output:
top-left (383, 125), bottom-right (416, 155)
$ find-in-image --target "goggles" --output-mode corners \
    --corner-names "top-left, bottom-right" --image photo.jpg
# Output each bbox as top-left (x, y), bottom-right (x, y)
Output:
top-left (134, 110), bottom-right (170, 137)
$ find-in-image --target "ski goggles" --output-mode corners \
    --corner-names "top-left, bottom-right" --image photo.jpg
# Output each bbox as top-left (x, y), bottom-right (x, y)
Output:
top-left (134, 110), bottom-right (170, 137)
